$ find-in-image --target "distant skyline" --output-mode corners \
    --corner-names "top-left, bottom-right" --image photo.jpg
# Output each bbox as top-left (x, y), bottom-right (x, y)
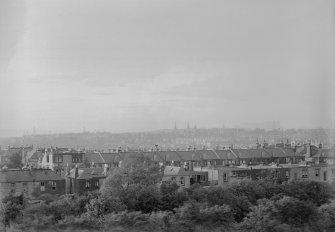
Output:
top-left (1, 0), bottom-right (335, 137)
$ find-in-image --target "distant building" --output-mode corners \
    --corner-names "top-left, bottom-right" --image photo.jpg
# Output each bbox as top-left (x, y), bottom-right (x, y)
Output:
top-left (217, 163), bottom-right (335, 186)
top-left (65, 166), bottom-right (108, 195)
top-left (162, 165), bottom-right (208, 188)
top-left (40, 147), bottom-right (85, 175)
top-left (0, 168), bottom-right (65, 201)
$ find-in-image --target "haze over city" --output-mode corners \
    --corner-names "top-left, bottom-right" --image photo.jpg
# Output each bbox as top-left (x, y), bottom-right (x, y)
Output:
top-left (1, 0), bottom-right (335, 137)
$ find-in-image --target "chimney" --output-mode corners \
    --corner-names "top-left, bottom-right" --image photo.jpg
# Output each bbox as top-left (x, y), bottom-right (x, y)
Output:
top-left (66, 163), bottom-right (70, 176)
top-left (318, 143), bottom-right (322, 149)
top-left (263, 140), bottom-right (268, 149)
top-left (256, 141), bottom-right (261, 149)
top-left (103, 164), bottom-right (109, 175)
top-left (306, 143), bottom-right (311, 157)
top-left (75, 164), bottom-right (79, 179)
top-left (189, 161), bottom-right (193, 171)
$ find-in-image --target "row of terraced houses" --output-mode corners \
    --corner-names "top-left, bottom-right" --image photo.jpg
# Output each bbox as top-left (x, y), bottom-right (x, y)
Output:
top-left (1, 142), bottom-right (335, 202)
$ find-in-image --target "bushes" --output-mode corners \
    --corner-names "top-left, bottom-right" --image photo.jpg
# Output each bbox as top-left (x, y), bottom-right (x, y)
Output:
top-left (1, 194), bottom-right (25, 226)
top-left (2, 178), bottom-right (335, 231)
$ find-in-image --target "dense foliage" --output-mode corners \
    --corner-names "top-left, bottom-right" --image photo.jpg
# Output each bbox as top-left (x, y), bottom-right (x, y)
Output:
top-left (6, 152), bottom-right (24, 169)
top-left (2, 156), bottom-right (335, 231)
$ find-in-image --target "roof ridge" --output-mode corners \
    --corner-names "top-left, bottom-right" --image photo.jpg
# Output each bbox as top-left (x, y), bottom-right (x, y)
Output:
top-left (229, 149), bottom-right (239, 159)
top-left (174, 150), bottom-right (184, 162)
top-left (97, 151), bottom-right (106, 163)
top-left (211, 149), bottom-right (220, 159)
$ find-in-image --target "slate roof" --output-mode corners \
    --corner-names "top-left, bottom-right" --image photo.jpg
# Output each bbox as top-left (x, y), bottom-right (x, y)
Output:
top-left (142, 152), bottom-right (165, 162)
top-left (163, 166), bottom-right (206, 176)
top-left (85, 152), bottom-right (105, 164)
top-left (29, 150), bottom-right (44, 161)
top-left (213, 150), bottom-right (238, 160)
top-left (233, 149), bottom-right (268, 159)
top-left (282, 148), bottom-right (300, 157)
top-left (69, 167), bottom-right (106, 180)
top-left (0, 169), bottom-right (65, 183)
top-left (100, 153), bottom-right (121, 163)
top-left (176, 150), bottom-right (201, 161)
top-left (196, 150), bottom-right (220, 160)
top-left (161, 151), bottom-right (182, 162)
top-left (264, 148), bottom-right (287, 158)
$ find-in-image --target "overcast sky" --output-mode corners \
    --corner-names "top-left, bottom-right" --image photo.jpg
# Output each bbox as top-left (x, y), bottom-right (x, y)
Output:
top-left (0, 0), bottom-right (334, 136)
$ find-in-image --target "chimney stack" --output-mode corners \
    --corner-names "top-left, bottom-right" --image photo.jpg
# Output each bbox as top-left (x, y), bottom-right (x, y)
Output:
top-left (75, 164), bottom-right (79, 179)
top-left (103, 164), bottom-right (109, 175)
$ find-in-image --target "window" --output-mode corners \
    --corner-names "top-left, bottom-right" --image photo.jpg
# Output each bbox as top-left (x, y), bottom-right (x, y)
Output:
top-left (46, 155), bottom-right (49, 163)
top-left (50, 181), bottom-right (56, 191)
top-left (53, 154), bottom-right (63, 163)
top-left (315, 169), bottom-right (320, 177)
top-left (223, 173), bottom-right (228, 182)
top-left (23, 183), bottom-right (27, 193)
top-left (180, 177), bottom-right (185, 185)
top-left (85, 181), bottom-right (91, 189)
top-left (95, 181), bottom-right (99, 189)
top-left (231, 171), bottom-right (237, 177)
top-left (285, 171), bottom-right (289, 179)
top-left (171, 177), bottom-right (176, 181)
top-left (324, 171), bottom-right (327, 181)
top-left (40, 182), bottom-right (45, 191)
top-left (10, 183), bottom-right (15, 188)
top-left (302, 169), bottom-right (308, 178)
top-left (72, 154), bottom-right (82, 163)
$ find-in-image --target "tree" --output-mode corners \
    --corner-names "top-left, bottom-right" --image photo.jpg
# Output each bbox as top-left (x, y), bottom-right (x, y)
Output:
top-left (273, 196), bottom-right (319, 228)
top-left (100, 154), bottom-right (163, 213)
top-left (7, 152), bottom-right (23, 169)
top-left (281, 180), bottom-right (334, 206)
top-left (1, 194), bottom-right (25, 226)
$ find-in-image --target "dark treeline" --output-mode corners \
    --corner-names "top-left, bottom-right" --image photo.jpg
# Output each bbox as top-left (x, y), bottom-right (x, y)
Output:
top-left (2, 155), bottom-right (335, 232)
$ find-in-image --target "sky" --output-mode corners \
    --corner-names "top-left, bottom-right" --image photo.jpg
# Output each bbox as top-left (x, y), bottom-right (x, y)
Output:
top-left (0, 0), bottom-right (334, 137)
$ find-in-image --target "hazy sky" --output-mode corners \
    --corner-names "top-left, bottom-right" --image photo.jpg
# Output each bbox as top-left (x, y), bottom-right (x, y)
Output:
top-left (0, 0), bottom-right (334, 136)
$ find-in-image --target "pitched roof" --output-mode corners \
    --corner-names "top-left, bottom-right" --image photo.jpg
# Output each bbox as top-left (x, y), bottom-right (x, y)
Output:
top-left (233, 149), bottom-right (269, 159)
top-left (69, 167), bottom-right (106, 180)
top-left (0, 169), bottom-right (65, 183)
top-left (213, 150), bottom-right (237, 159)
top-left (264, 148), bottom-right (287, 158)
top-left (28, 149), bottom-right (44, 161)
top-left (85, 152), bottom-right (105, 164)
top-left (195, 150), bottom-right (220, 160)
top-left (161, 151), bottom-right (182, 162)
top-left (141, 152), bottom-right (165, 162)
top-left (282, 148), bottom-right (300, 157)
top-left (163, 166), bottom-right (207, 176)
top-left (176, 150), bottom-right (201, 161)
top-left (100, 152), bottom-right (121, 163)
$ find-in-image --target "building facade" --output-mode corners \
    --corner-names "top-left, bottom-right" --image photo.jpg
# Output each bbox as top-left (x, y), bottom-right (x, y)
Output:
top-left (0, 168), bottom-right (65, 201)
